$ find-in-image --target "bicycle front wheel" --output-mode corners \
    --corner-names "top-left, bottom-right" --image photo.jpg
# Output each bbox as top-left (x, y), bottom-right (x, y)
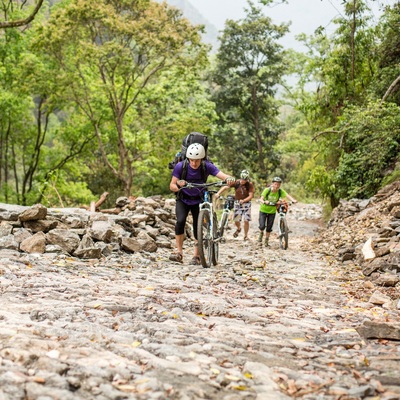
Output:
top-left (219, 210), bottom-right (229, 238)
top-left (198, 209), bottom-right (214, 268)
top-left (279, 218), bottom-right (289, 250)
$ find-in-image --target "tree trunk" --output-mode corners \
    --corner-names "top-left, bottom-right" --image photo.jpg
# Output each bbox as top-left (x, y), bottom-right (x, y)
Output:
top-left (350, 0), bottom-right (356, 83)
top-left (381, 74), bottom-right (400, 103)
top-left (252, 87), bottom-right (265, 172)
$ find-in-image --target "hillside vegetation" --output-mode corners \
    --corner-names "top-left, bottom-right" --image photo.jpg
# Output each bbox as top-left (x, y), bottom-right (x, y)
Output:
top-left (0, 0), bottom-right (398, 213)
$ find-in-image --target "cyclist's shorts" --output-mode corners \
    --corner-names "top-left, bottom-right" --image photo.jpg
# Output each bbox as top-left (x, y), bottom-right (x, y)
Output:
top-left (233, 201), bottom-right (252, 222)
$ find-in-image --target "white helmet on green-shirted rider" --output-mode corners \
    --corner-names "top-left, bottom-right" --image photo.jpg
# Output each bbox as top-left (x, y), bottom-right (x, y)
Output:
top-left (186, 143), bottom-right (205, 160)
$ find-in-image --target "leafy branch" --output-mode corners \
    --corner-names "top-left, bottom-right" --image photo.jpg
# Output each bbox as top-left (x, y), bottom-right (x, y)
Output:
top-left (0, 0), bottom-right (44, 29)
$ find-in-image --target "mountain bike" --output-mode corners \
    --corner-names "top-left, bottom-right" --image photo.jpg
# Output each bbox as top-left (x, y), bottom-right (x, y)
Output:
top-left (276, 200), bottom-right (290, 250)
top-left (184, 181), bottom-right (226, 268)
top-left (218, 195), bottom-right (235, 239)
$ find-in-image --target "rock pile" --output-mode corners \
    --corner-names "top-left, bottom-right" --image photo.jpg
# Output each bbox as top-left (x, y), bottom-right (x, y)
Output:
top-left (0, 196), bottom-right (180, 259)
top-left (313, 180), bottom-right (400, 285)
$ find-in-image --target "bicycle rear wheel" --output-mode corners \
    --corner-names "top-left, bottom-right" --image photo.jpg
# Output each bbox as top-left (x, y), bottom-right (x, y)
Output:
top-left (279, 218), bottom-right (289, 250)
top-left (198, 209), bottom-right (213, 268)
top-left (212, 213), bottom-right (219, 265)
top-left (219, 210), bottom-right (229, 238)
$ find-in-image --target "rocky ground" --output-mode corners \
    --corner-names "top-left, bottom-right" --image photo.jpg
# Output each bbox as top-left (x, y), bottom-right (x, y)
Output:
top-left (0, 195), bottom-right (399, 400)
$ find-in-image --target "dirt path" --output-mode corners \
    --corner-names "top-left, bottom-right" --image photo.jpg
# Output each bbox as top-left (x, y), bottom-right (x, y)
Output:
top-left (0, 202), bottom-right (399, 399)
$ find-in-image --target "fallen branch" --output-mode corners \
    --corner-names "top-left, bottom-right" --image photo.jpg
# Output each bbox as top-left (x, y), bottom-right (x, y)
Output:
top-left (90, 192), bottom-right (109, 212)
top-left (381, 72), bottom-right (400, 104)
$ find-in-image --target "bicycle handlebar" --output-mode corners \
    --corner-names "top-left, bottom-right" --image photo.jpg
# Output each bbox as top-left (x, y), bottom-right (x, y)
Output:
top-left (184, 181), bottom-right (227, 189)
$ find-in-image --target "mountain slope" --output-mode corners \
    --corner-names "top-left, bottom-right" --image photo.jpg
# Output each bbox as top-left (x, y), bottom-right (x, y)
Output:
top-left (165, 0), bottom-right (219, 50)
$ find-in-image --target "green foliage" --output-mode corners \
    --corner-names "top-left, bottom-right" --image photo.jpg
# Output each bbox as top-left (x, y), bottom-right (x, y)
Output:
top-left (293, 1), bottom-right (379, 128)
top-left (210, 1), bottom-right (288, 176)
top-left (273, 109), bottom-right (320, 202)
top-left (35, 0), bottom-right (209, 197)
top-left (132, 66), bottom-right (217, 197)
top-left (306, 165), bottom-right (336, 204)
top-left (38, 170), bottom-right (96, 208)
top-left (2, 0), bottom-right (400, 210)
top-left (282, 0), bottom-right (395, 208)
top-left (371, 2), bottom-right (400, 105)
top-left (381, 165), bottom-right (400, 187)
top-left (334, 100), bottom-right (400, 199)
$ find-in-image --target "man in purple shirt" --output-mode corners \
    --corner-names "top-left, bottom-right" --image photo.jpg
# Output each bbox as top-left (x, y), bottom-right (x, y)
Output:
top-left (169, 143), bottom-right (234, 265)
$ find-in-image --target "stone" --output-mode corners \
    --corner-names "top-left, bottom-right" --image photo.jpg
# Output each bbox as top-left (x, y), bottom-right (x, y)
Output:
top-left (362, 238), bottom-right (375, 260)
top-left (46, 229), bottom-right (80, 254)
top-left (356, 321), bottom-right (400, 340)
top-left (0, 222), bottom-right (13, 237)
top-left (369, 290), bottom-right (392, 305)
top-left (22, 219), bottom-right (58, 233)
top-left (20, 232), bottom-right (46, 254)
top-left (88, 220), bottom-right (114, 242)
top-left (19, 204), bottom-right (47, 222)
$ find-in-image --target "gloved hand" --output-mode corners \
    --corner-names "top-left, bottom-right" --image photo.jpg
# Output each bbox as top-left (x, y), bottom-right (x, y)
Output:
top-left (225, 176), bottom-right (235, 184)
top-left (177, 180), bottom-right (186, 188)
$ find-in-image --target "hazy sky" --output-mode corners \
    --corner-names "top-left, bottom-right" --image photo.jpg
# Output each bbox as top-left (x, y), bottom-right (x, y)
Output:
top-left (189, 0), bottom-right (395, 49)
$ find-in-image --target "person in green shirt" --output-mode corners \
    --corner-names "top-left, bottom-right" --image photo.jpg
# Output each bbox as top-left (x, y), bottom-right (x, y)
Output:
top-left (258, 177), bottom-right (297, 247)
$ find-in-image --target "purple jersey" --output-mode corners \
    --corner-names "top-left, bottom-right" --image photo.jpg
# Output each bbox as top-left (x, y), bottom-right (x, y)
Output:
top-left (172, 160), bottom-right (220, 205)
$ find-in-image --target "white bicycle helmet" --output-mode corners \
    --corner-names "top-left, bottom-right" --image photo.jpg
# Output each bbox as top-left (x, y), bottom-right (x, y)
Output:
top-left (240, 170), bottom-right (250, 180)
top-left (186, 143), bottom-right (206, 160)
top-left (272, 176), bottom-right (282, 183)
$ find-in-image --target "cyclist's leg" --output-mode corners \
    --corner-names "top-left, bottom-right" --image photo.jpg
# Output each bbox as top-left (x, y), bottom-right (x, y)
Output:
top-left (258, 211), bottom-right (267, 242)
top-left (243, 203), bottom-right (251, 239)
top-left (171, 200), bottom-right (190, 260)
top-left (265, 213), bottom-right (276, 245)
top-left (191, 204), bottom-right (200, 258)
top-left (258, 211), bottom-right (267, 230)
top-left (233, 202), bottom-right (242, 237)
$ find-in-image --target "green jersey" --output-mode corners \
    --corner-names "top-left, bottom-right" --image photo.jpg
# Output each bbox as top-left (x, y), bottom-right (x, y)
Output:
top-left (260, 187), bottom-right (287, 214)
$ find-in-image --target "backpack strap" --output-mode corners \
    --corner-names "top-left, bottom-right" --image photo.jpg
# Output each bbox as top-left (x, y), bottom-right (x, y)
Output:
top-left (181, 159), bottom-right (189, 181)
top-left (264, 187), bottom-right (282, 201)
top-left (263, 188), bottom-right (271, 201)
top-left (201, 160), bottom-right (207, 181)
top-left (236, 181), bottom-right (250, 190)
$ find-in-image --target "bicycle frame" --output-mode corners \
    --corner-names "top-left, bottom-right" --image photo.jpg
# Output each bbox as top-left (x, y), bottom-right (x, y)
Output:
top-left (199, 188), bottom-right (216, 237)
top-left (217, 196), bottom-right (233, 239)
top-left (183, 181), bottom-right (226, 267)
top-left (277, 202), bottom-right (289, 250)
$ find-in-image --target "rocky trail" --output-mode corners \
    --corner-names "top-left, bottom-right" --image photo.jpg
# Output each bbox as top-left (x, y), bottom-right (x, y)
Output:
top-left (0, 191), bottom-right (400, 400)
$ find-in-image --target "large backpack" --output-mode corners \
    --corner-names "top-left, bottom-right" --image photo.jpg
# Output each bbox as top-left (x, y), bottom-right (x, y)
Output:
top-left (168, 132), bottom-right (209, 180)
top-left (168, 132), bottom-right (208, 170)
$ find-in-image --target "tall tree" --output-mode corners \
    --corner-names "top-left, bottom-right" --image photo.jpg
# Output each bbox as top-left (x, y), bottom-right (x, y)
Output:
top-left (374, 2), bottom-right (400, 105)
top-left (130, 66), bottom-right (217, 196)
top-left (36, 0), bottom-right (208, 196)
top-left (210, 0), bottom-right (288, 177)
top-left (0, 13), bottom-right (97, 206)
top-left (289, 0), bottom-right (380, 206)
top-left (0, 25), bottom-right (40, 205)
